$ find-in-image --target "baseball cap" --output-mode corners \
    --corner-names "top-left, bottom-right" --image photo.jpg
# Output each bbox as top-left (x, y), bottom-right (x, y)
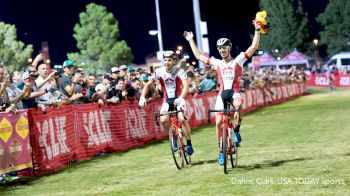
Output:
top-left (119, 65), bottom-right (128, 70)
top-left (63, 60), bottom-right (74, 68)
top-left (141, 75), bottom-right (149, 82)
top-left (22, 71), bottom-right (31, 80)
top-left (95, 83), bottom-right (104, 92)
top-left (111, 67), bottom-right (119, 73)
top-left (187, 71), bottom-right (194, 78)
top-left (128, 65), bottom-right (135, 72)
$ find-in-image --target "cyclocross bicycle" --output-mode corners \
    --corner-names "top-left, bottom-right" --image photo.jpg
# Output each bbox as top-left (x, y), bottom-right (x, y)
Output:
top-left (208, 103), bottom-right (238, 174)
top-left (155, 109), bottom-right (189, 170)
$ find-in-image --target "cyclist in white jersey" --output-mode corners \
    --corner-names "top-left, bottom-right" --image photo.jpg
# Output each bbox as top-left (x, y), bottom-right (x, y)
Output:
top-left (184, 20), bottom-right (261, 164)
top-left (139, 51), bottom-right (194, 155)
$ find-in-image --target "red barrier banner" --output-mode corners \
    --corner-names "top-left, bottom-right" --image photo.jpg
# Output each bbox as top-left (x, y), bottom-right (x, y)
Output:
top-left (28, 106), bottom-right (76, 174)
top-left (337, 75), bottom-right (350, 87)
top-left (27, 83), bottom-right (306, 175)
top-left (307, 74), bottom-right (350, 87)
top-left (0, 111), bottom-right (32, 174)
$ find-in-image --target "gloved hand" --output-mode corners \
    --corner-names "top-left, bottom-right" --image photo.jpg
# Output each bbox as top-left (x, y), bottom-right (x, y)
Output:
top-left (174, 97), bottom-right (185, 106)
top-left (138, 97), bottom-right (146, 107)
top-left (253, 10), bottom-right (269, 34)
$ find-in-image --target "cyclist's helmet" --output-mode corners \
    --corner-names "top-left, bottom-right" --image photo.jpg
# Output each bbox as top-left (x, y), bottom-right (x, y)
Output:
top-left (163, 50), bottom-right (176, 59)
top-left (216, 38), bottom-right (232, 48)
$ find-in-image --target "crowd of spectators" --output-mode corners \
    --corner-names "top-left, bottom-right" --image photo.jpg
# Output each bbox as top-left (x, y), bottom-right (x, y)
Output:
top-left (0, 53), bottom-right (314, 114)
top-left (0, 53), bottom-right (157, 113)
top-left (185, 64), bottom-right (308, 97)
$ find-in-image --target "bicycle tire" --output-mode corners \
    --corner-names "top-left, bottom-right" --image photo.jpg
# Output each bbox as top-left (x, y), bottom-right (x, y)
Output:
top-left (169, 127), bottom-right (184, 170)
top-left (178, 128), bottom-right (189, 165)
top-left (229, 128), bottom-right (238, 168)
top-left (232, 142), bottom-right (238, 168)
top-left (222, 125), bottom-right (228, 174)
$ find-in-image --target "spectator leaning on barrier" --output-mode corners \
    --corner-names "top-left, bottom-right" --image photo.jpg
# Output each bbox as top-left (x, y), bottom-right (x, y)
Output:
top-left (73, 70), bottom-right (89, 104)
top-left (127, 65), bottom-right (136, 81)
top-left (198, 73), bottom-right (216, 93)
top-left (0, 65), bottom-right (28, 112)
top-left (124, 78), bottom-right (142, 101)
top-left (142, 75), bottom-right (159, 101)
top-left (86, 74), bottom-right (97, 99)
top-left (105, 73), bottom-right (122, 103)
top-left (35, 63), bottom-right (57, 106)
top-left (10, 71), bottom-right (22, 87)
top-left (60, 60), bottom-right (83, 103)
top-left (109, 67), bottom-right (119, 94)
top-left (20, 71), bottom-right (47, 109)
top-left (118, 64), bottom-right (128, 80)
top-left (17, 53), bottom-right (42, 90)
top-left (93, 79), bottom-right (110, 106)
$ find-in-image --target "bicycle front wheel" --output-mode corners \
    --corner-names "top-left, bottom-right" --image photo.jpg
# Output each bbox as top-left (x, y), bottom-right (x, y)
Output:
top-left (229, 128), bottom-right (238, 168)
top-left (222, 125), bottom-right (228, 174)
top-left (169, 127), bottom-right (185, 170)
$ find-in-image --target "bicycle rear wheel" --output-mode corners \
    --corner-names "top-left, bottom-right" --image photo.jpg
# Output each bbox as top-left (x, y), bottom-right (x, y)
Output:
top-left (222, 125), bottom-right (228, 174)
top-left (169, 127), bottom-right (185, 170)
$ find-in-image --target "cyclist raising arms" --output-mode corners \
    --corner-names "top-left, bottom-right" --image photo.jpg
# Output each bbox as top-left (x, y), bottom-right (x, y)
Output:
top-left (139, 51), bottom-right (194, 155)
top-left (184, 20), bottom-right (261, 164)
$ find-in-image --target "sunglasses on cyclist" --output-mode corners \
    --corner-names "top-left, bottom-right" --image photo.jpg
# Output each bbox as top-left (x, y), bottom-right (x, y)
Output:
top-left (217, 46), bottom-right (230, 50)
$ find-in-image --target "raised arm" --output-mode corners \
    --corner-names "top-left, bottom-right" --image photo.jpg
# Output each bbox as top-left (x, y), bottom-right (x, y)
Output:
top-left (245, 22), bottom-right (261, 57)
top-left (184, 31), bottom-right (209, 64)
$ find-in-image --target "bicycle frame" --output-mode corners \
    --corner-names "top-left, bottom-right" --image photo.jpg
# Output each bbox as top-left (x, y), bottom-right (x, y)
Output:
top-left (155, 110), bottom-right (186, 134)
top-left (155, 109), bottom-right (189, 169)
top-left (208, 104), bottom-right (238, 173)
top-left (219, 112), bottom-right (234, 152)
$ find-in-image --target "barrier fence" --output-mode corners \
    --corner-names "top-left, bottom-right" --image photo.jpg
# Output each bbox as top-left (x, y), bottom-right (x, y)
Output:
top-left (307, 74), bottom-right (350, 87)
top-left (0, 83), bottom-right (306, 176)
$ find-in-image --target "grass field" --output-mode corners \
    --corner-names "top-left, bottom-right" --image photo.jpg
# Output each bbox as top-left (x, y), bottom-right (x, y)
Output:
top-left (1, 88), bottom-right (350, 195)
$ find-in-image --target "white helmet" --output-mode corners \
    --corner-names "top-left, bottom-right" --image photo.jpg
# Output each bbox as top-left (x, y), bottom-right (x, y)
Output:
top-left (216, 38), bottom-right (232, 48)
top-left (163, 50), bottom-right (176, 59)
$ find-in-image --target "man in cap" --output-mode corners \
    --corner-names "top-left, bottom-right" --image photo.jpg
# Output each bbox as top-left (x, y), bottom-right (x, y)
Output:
top-left (60, 60), bottom-right (83, 101)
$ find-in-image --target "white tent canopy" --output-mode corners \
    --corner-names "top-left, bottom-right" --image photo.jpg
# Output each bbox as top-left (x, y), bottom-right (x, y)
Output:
top-left (248, 49), bottom-right (313, 70)
top-left (248, 52), bottom-right (278, 69)
top-left (278, 49), bottom-right (313, 67)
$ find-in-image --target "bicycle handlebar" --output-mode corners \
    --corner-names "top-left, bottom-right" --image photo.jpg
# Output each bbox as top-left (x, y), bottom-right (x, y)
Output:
top-left (207, 109), bottom-right (237, 123)
top-left (154, 109), bottom-right (187, 126)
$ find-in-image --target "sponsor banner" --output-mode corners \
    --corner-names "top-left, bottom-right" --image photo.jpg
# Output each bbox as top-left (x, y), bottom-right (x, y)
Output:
top-left (307, 74), bottom-right (350, 87)
top-left (0, 111), bottom-right (32, 174)
top-left (27, 83), bottom-right (306, 175)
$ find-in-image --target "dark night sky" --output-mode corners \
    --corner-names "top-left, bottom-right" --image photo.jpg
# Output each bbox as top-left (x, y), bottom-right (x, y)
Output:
top-left (0, 0), bottom-right (329, 65)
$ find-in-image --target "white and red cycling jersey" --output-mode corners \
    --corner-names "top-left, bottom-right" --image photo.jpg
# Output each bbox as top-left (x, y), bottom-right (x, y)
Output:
top-left (206, 52), bottom-right (250, 110)
top-left (152, 66), bottom-right (187, 112)
top-left (207, 52), bottom-right (250, 96)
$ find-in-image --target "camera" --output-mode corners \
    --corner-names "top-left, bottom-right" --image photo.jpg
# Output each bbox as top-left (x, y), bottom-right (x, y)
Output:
top-left (29, 72), bottom-right (39, 78)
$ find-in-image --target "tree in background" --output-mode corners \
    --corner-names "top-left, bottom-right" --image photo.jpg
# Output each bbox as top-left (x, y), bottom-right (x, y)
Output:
top-left (68, 3), bottom-right (133, 74)
top-left (317, 0), bottom-right (350, 57)
top-left (0, 22), bottom-right (33, 72)
top-left (258, 0), bottom-right (310, 57)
